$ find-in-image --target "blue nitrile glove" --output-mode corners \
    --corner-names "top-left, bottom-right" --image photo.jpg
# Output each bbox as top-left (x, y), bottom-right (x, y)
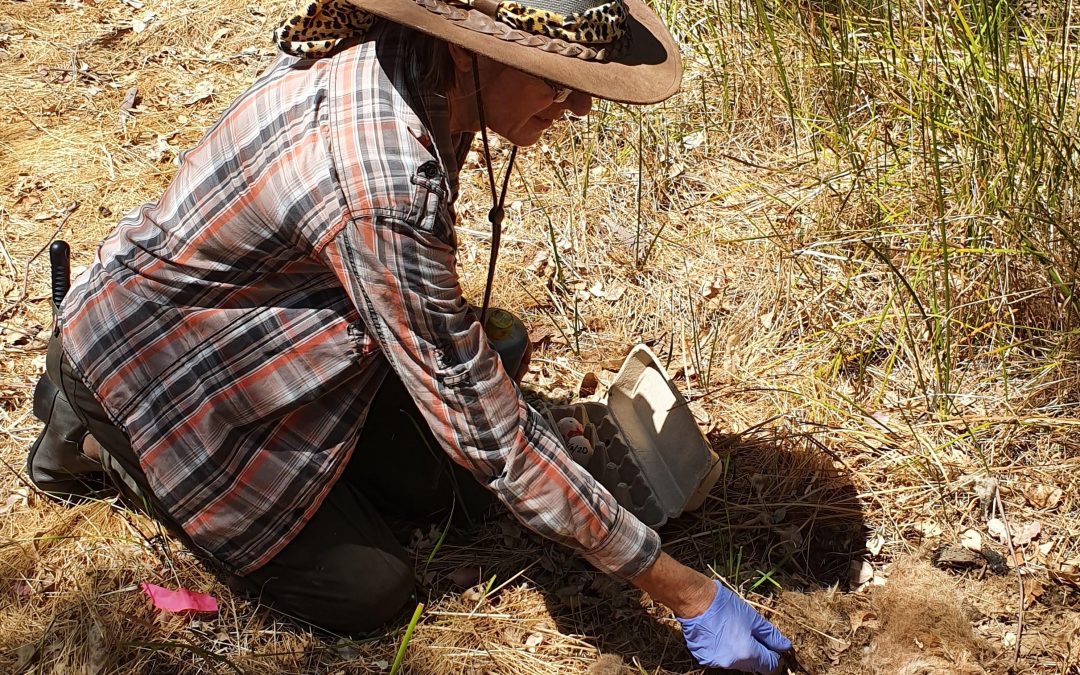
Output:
top-left (676, 579), bottom-right (792, 674)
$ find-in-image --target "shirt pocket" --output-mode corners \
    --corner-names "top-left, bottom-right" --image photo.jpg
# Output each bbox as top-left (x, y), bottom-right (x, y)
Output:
top-left (434, 344), bottom-right (472, 388)
top-left (408, 161), bottom-right (457, 249)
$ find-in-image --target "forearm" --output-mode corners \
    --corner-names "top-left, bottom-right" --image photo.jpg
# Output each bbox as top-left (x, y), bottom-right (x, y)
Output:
top-left (324, 223), bottom-right (660, 577)
top-left (630, 551), bottom-right (717, 619)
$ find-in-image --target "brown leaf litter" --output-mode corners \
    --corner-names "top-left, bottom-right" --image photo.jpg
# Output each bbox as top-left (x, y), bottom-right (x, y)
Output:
top-left (3, 0), bottom-right (1080, 673)
top-left (773, 558), bottom-right (1030, 674)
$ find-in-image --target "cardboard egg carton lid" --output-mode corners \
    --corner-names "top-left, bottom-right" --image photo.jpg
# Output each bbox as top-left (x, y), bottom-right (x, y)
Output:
top-left (604, 344), bottom-right (722, 523)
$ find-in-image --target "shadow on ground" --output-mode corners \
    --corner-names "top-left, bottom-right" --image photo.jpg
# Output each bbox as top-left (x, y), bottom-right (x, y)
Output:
top-left (535, 423), bottom-right (869, 673)
top-left (409, 385), bottom-right (869, 674)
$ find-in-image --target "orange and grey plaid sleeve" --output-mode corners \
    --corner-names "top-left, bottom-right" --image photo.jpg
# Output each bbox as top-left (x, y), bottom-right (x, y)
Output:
top-left (321, 213), bottom-right (660, 579)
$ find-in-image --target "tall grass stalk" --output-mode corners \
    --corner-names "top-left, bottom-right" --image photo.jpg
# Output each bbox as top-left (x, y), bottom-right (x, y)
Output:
top-left (679, 0), bottom-right (1079, 415)
top-left (389, 603), bottom-right (424, 675)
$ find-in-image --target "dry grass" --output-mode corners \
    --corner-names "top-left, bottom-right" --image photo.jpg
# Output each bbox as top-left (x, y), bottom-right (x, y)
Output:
top-left (2, 0), bottom-right (1080, 672)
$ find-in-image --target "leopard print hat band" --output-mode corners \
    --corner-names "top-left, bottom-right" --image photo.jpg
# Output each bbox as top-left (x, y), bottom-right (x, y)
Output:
top-left (275, 0), bottom-right (628, 59)
top-left (275, 1), bottom-right (376, 57)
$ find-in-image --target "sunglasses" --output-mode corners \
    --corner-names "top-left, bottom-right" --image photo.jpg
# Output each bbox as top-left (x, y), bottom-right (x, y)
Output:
top-left (543, 78), bottom-right (573, 104)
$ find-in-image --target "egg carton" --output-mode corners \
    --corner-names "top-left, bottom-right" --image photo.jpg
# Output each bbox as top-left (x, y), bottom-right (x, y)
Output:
top-left (544, 345), bottom-right (724, 528)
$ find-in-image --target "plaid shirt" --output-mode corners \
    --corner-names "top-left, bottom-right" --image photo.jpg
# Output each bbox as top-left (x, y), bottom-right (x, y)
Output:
top-left (59, 22), bottom-right (660, 578)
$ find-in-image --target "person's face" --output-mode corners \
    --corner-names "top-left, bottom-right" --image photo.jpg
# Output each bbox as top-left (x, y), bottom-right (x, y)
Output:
top-left (448, 47), bottom-right (593, 146)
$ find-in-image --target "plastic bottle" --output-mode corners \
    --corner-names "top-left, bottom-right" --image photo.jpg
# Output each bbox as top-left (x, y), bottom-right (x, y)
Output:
top-left (482, 307), bottom-right (529, 379)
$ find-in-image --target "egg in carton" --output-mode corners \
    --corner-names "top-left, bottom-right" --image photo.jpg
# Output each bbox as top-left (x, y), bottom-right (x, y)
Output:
top-left (544, 345), bottom-right (724, 528)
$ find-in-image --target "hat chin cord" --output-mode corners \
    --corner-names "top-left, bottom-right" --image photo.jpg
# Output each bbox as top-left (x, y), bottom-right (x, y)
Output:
top-left (471, 54), bottom-right (518, 326)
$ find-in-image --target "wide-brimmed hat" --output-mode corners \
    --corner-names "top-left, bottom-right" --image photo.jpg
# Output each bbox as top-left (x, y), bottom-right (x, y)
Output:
top-left (274, 0), bottom-right (682, 104)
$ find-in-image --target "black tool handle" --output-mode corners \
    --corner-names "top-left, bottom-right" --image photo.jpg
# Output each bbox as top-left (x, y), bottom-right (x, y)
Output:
top-left (49, 240), bottom-right (71, 311)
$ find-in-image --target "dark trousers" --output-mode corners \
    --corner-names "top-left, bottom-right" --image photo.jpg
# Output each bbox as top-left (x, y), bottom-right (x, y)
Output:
top-left (47, 337), bottom-right (493, 634)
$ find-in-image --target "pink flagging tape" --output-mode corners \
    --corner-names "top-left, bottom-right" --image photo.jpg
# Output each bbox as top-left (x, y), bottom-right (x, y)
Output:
top-left (140, 583), bottom-right (219, 614)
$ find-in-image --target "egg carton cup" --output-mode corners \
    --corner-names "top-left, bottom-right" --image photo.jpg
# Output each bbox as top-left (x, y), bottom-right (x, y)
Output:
top-left (544, 345), bottom-right (724, 528)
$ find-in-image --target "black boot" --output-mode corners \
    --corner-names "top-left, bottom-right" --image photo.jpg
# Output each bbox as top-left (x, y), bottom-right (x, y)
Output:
top-left (27, 373), bottom-right (105, 500)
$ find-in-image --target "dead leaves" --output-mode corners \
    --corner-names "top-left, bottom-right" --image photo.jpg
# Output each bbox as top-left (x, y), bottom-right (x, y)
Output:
top-left (1, 321), bottom-right (47, 348)
top-left (1049, 559), bottom-right (1080, 590)
top-left (849, 608), bottom-right (879, 634)
top-left (1024, 484), bottom-right (1063, 511)
top-left (1023, 580), bottom-right (1046, 609)
top-left (9, 175), bottom-right (51, 213)
top-left (145, 133), bottom-right (178, 163)
top-left (499, 622), bottom-right (554, 655)
top-left (524, 631), bottom-right (544, 649)
top-left (130, 11), bottom-right (157, 34)
top-left (1, 487), bottom-right (30, 514)
top-left (184, 79), bottom-right (214, 106)
top-left (525, 249), bottom-right (549, 277)
top-left (592, 282), bottom-right (626, 303)
top-left (913, 520), bottom-right (944, 539)
top-left (681, 131), bottom-right (705, 151)
top-left (986, 518), bottom-right (1042, 548)
top-left (576, 280), bottom-right (626, 304)
top-left (866, 532), bottom-right (885, 556)
top-left (118, 86), bottom-right (139, 126)
top-left (700, 278), bottom-right (723, 300)
top-left (1011, 521), bottom-right (1043, 548)
top-left (699, 277), bottom-right (740, 313)
top-left (577, 371), bottom-right (600, 399)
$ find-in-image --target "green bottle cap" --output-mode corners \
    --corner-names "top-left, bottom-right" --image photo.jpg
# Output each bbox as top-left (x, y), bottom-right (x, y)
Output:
top-left (485, 308), bottom-right (513, 339)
